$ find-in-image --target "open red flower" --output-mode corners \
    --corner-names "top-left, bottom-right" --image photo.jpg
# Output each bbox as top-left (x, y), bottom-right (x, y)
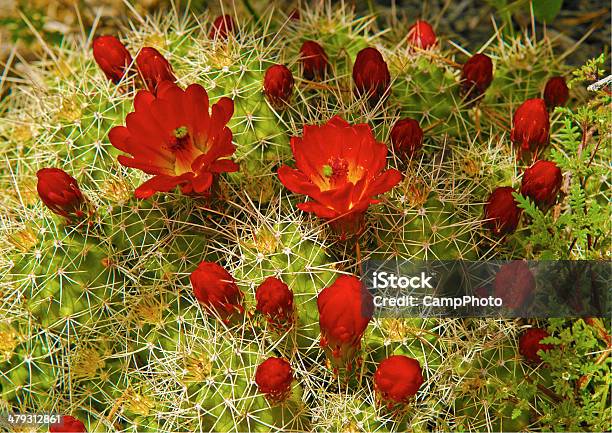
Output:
top-left (277, 116), bottom-right (402, 238)
top-left (493, 261), bottom-right (535, 310)
top-left (519, 328), bottom-right (553, 363)
top-left (300, 41), bottom-right (330, 81)
top-left (50, 416), bottom-right (87, 432)
top-left (374, 355), bottom-right (423, 405)
top-left (255, 277), bottom-right (294, 330)
top-left (407, 20), bottom-right (437, 49)
top-left (461, 53), bottom-right (493, 101)
top-left (263, 64), bottom-right (294, 107)
top-left (255, 357), bottom-right (293, 401)
top-left (317, 275), bottom-right (373, 368)
top-left (209, 14), bottom-right (236, 39)
top-left (37, 168), bottom-right (86, 220)
top-left (520, 160), bottom-right (562, 210)
top-left (92, 35), bottom-right (132, 84)
top-left (135, 47), bottom-right (176, 94)
top-left (511, 98), bottom-right (549, 155)
top-left (390, 118), bottom-right (424, 160)
top-left (353, 47), bottom-right (391, 104)
top-left (484, 187), bottom-right (522, 236)
top-left (109, 81), bottom-right (238, 199)
top-left (190, 261), bottom-right (243, 320)
top-left (543, 76), bottom-right (569, 109)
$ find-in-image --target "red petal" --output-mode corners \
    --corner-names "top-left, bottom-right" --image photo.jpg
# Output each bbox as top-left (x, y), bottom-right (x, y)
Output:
top-left (366, 169), bottom-right (403, 196)
top-left (297, 201), bottom-right (339, 219)
top-left (134, 173), bottom-right (192, 199)
top-left (209, 159), bottom-right (239, 173)
top-left (184, 84), bottom-right (210, 142)
top-left (108, 126), bottom-right (130, 152)
top-left (117, 155), bottom-right (169, 175)
top-left (192, 172), bottom-right (214, 193)
top-left (278, 165), bottom-right (321, 196)
top-left (213, 97), bottom-right (234, 125)
top-left (134, 90), bottom-right (156, 112)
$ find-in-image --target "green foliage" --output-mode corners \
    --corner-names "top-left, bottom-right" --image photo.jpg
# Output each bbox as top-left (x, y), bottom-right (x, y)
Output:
top-left (537, 319), bottom-right (611, 431)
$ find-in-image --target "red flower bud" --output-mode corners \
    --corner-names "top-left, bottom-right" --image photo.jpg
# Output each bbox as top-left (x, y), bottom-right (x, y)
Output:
top-left (36, 168), bottom-right (86, 220)
top-left (317, 275), bottom-right (373, 368)
top-left (135, 47), bottom-right (176, 94)
top-left (289, 9), bottom-right (300, 21)
top-left (255, 357), bottom-right (293, 401)
top-left (520, 160), bottom-right (562, 210)
top-left (484, 187), bottom-right (522, 236)
top-left (390, 118), bottom-right (424, 160)
top-left (92, 35), bottom-right (132, 84)
top-left (209, 14), bottom-right (236, 40)
top-left (190, 261), bottom-right (243, 321)
top-left (300, 41), bottom-right (330, 81)
top-left (407, 20), bottom-right (437, 49)
top-left (255, 277), bottom-right (294, 330)
top-left (543, 76), bottom-right (569, 109)
top-left (519, 328), bottom-right (553, 363)
top-left (263, 64), bottom-right (294, 107)
top-left (461, 53), bottom-right (493, 100)
top-left (374, 355), bottom-right (423, 405)
top-left (493, 261), bottom-right (535, 310)
top-left (511, 98), bottom-right (549, 154)
top-left (353, 47), bottom-right (391, 103)
top-left (50, 416), bottom-right (87, 432)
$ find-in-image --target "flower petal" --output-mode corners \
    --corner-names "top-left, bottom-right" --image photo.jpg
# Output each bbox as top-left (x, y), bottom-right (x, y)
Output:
top-left (134, 173), bottom-right (192, 199)
top-left (297, 201), bottom-right (339, 219)
top-left (366, 169), bottom-right (403, 197)
top-left (209, 159), bottom-right (239, 173)
top-left (278, 165), bottom-right (321, 197)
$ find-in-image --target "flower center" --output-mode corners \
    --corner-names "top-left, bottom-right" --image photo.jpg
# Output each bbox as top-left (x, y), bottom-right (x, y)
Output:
top-left (323, 157), bottom-right (349, 184)
top-left (169, 126), bottom-right (190, 151)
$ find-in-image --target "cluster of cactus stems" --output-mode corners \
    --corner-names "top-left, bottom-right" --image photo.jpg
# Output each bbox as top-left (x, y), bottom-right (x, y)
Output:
top-left (0, 2), bottom-right (609, 432)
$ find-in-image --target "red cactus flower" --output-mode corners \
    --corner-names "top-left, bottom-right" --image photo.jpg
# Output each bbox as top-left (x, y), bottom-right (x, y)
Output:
top-left (135, 47), bottom-right (176, 94)
top-left (493, 261), bottom-right (535, 310)
top-left (543, 76), bottom-right (569, 109)
top-left (390, 118), bottom-right (424, 160)
top-left (277, 116), bottom-right (402, 238)
top-left (407, 20), bottom-right (437, 49)
top-left (50, 416), bottom-right (87, 432)
top-left (510, 98), bottom-right (550, 155)
top-left (109, 81), bottom-right (238, 199)
top-left (255, 357), bottom-right (293, 401)
top-left (374, 355), bottom-right (424, 405)
top-left (317, 275), bottom-right (373, 368)
top-left (352, 47), bottom-right (391, 104)
top-left (461, 53), bottom-right (493, 100)
top-left (519, 328), bottom-right (553, 363)
top-left (255, 277), bottom-right (294, 330)
top-left (263, 64), bottom-right (294, 107)
top-left (520, 160), bottom-right (562, 209)
top-left (300, 41), bottom-right (330, 81)
top-left (209, 14), bottom-right (236, 39)
top-left (190, 261), bottom-right (243, 320)
top-left (484, 187), bottom-right (522, 236)
top-left (36, 168), bottom-right (86, 220)
top-left (92, 35), bottom-right (132, 84)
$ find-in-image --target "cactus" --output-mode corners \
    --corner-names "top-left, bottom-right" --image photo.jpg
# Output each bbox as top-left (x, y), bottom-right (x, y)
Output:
top-left (0, 2), bottom-right (609, 432)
